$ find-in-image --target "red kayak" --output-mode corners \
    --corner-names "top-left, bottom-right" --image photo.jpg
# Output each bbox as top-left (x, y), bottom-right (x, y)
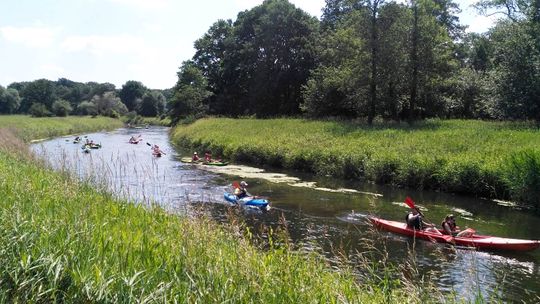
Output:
top-left (370, 217), bottom-right (540, 252)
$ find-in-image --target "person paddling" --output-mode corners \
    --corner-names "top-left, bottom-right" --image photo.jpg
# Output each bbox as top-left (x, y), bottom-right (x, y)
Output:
top-left (192, 152), bottom-right (200, 161)
top-left (441, 214), bottom-right (475, 237)
top-left (406, 208), bottom-right (442, 235)
top-left (152, 144), bottom-right (165, 156)
top-left (234, 181), bottom-right (250, 199)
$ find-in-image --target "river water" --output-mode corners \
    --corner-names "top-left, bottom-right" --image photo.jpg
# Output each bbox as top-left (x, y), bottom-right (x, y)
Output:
top-left (32, 127), bottom-right (540, 303)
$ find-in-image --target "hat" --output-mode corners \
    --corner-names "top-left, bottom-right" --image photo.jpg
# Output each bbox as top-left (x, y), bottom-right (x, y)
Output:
top-left (194, 152), bottom-right (197, 154)
top-left (240, 181), bottom-right (248, 187)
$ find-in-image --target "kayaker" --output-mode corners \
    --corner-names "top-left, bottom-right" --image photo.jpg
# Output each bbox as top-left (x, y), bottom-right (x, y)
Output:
top-left (192, 152), bottom-right (200, 161)
top-left (441, 214), bottom-right (475, 237)
top-left (234, 181), bottom-right (250, 199)
top-left (406, 208), bottom-right (442, 234)
top-left (204, 151), bottom-right (212, 162)
top-left (152, 145), bottom-right (166, 156)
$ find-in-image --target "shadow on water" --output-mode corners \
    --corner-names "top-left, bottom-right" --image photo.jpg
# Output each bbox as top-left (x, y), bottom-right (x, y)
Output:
top-left (33, 127), bottom-right (540, 303)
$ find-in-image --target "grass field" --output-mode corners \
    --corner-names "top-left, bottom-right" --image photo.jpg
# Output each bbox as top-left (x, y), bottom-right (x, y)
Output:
top-left (0, 115), bottom-right (123, 142)
top-left (171, 118), bottom-right (540, 209)
top-left (0, 125), bottom-right (457, 303)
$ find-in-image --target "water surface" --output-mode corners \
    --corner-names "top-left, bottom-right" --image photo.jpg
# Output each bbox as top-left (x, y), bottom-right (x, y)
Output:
top-left (33, 127), bottom-right (540, 303)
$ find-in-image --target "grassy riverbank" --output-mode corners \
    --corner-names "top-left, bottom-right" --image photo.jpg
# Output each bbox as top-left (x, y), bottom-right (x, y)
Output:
top-left (0, 115), bottom-right (123, 142)
top-left (0, 121), bottom-right (454, 302)
top-left (171, 118), bottom-right (540, 209)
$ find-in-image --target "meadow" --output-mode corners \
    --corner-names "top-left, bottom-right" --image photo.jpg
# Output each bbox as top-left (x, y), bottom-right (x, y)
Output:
top-left (0, 117), bottom-right (460, 302)
top-left (0, 115), bottom-right (123, 142)
top-left (171, 118), bottom-right (540, 209)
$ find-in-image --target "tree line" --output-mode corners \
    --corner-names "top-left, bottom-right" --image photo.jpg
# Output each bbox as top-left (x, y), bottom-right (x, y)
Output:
top-left (169, 0), bottom-right (540, 124)
top-left (0, 78), bottom-right (169, 118)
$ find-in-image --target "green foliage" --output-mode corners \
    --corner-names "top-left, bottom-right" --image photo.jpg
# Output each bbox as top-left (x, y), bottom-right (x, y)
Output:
top-left (169, 61), bottom-right (211, 122)
top-left (76, 101), bottom-right (98, 116)
top-left (503, 149), bottom-right (540, 210)
top-left (119, 80), bottom-right (147, 112)
top-left (139, 91), bottom-right (166, 117)
top-left (20, 79), bottom-right (56, 113)
top-left (190, 0), bottom-right (318, 118)
top-left (0, 115), bottom-right (123, 141)
top-left (171, 118), bottom-right (540, 207)
top-left (91, 92), bottom-right (128, 117)
top-left (0, 86), bottom-right (21, 114)
top-left (51, 99), bottom-right (73, 117)
top-left (0, 135), bottom-right (435, 304)
top-left (28, 103), bottom-right (52, 117)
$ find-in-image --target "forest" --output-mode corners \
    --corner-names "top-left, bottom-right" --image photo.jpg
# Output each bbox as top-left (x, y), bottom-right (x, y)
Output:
top-left (1, 0), bottom-right (538, 125)
top-left (169, 0), bottom-right (540, 124)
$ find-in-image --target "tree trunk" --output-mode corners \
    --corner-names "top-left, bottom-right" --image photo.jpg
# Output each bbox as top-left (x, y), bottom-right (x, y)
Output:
top-left (368, 1), bottom-right (379, 125)
top-left (409, 1), bottom-right (419, 124)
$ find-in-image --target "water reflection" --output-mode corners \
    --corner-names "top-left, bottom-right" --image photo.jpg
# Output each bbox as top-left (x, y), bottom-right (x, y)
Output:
top-left (32, 127), bottom-right (540, 303)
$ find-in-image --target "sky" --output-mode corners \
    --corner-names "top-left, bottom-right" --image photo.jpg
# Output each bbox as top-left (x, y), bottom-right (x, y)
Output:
top-left (0, 0), bottom-right (499, 90)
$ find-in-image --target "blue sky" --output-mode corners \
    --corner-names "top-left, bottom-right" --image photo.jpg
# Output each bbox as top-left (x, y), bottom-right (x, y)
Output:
top-left (0, 0), bottom-right (498, 90)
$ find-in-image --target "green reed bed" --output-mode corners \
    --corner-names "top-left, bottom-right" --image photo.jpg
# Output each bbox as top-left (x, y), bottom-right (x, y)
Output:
top-left (0, 131), bottom-right (441, 303)
top-left (171, 118), bottom-right (540, 209)
top-left (0, 115), bottom-right (123, 142)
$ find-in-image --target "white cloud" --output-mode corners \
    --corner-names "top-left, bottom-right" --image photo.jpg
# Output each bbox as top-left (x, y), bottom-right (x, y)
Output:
top-left (108, 0), bottom-right (169, 10)
top-left (40, 63), bottom-right (65, 75)
top-left (289, 0), bottom-right (325, 18)
top-left (61, 34), bottom-right (145, 56)
top-left (0, 25), bottom-right (58, 48)
top-left (466, 15), bottom-right (499, 33)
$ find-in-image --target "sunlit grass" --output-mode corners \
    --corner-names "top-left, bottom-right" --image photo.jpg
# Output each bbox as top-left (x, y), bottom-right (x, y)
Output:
top-left (0, 115), bottom-right (123, 142)
top-left (171, 118), bottom-right (540, 209)
top-left (0, 130), bottom-right (450, 303)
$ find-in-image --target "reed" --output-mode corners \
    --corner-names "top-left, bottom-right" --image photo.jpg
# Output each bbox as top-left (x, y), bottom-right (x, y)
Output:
top-left (0, 139), bottom-right (439, 303)
top-left (171, 118), bottom-right (540, 209)
top-left (0, 115), bottom-right (123, 142)
top-left (0, 118), bottom-right (485, 302)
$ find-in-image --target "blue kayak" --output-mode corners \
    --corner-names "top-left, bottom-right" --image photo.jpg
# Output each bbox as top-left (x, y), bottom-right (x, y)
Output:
top-left (224, 192), bottom-right (270, 211)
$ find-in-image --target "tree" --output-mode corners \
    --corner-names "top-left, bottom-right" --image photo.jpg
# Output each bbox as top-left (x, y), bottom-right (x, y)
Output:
top-left (226, 0), bottom-right (318, 117)
top-left (91, 92), bottom-right (128, 118)
top-left (28, 103), bottom-right (52, 117)
top-left (19, 79), bottom-right (56, 113)
top-left (119, 81), bottom-right (147, 112)
top-left (0, 86), bottom-right (21, 114)
top-left (169, 61), bottom-right (212, 122)
top-left (474, 0), bottom-right (540, 121)
top-left (302, 24), bottom-right (367, 118)
top-left (139, 91), bottom-right (166, 117)
top-left (193, 19), bottom-right (234, 115)
top-left (76, 101), bottom-right (98, 116)
top-left (52, 99), bottom-right (73, 117)
top-left (406, 0), bottom-right (458, 121)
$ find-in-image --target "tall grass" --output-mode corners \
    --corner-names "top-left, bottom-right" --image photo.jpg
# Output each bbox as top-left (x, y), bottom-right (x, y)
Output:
top-left (0, 130), bottom-right (453, 303)
top-left (170, 118), bottom-right (540, 209)
top-left (0, 115), bottom-right (123, 142)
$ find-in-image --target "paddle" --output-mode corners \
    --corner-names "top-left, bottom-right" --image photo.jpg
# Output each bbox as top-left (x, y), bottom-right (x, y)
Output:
top-left (146, 142), bottom-right (166, 155)
top-left (404, 197), bottom-right (454, 243)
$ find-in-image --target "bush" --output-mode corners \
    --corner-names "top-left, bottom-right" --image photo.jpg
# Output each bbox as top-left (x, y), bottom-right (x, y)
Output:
top-left (503, 150), bottom-right (540, 209)
top-left (28, 103), bottom-right (52, 117)
top-left (52, 99), bottom-right (73, 117)
top-left (77, 101), bottom-right (98, 116)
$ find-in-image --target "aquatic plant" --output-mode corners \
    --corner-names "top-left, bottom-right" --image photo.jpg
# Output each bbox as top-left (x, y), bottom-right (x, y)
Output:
top-left (171, 118), bottom-right (540, 209)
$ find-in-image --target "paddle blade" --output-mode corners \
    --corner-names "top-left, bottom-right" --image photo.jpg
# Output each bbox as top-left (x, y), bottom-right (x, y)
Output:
top-left (404, 197), bottom-right (415, 209)
top-left (146, 142), bottom-right (152, 146)
top-left (232, 181), bottom-right (240, 189)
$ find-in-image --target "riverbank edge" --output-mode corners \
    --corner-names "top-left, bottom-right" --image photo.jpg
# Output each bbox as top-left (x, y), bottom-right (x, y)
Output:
top-left (0, 115), bottom-right (124, 142)
top-left (0, 120), bottom-right (451, 302)
top-left (170, 118), bottom-right (540, 211)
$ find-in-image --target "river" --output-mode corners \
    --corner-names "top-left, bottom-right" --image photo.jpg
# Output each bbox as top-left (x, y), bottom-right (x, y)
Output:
top-left (32, 126), bottom-right (540, 303)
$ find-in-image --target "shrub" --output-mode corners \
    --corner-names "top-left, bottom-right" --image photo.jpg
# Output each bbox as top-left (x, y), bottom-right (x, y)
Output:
top-left (28, 103), bottom-right (52, 117)
top-left (52, 99), bottom-right (73, 117)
